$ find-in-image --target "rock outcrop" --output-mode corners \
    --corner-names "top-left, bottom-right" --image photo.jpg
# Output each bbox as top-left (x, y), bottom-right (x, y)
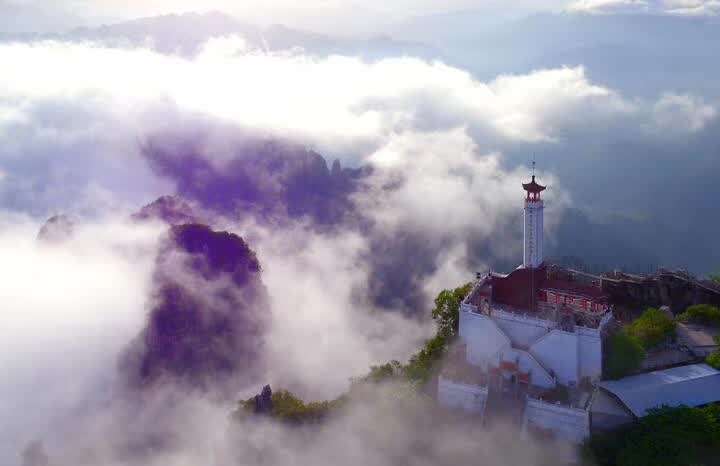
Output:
top-left (119, 223), bottom-right (270, 393)
top-left (132, 195), bottom-right (198, 226)
top-left (21, 442), bottom-right (49, 466)
top-left (36, 214), bottom-right (74, 243)
top-left (254, 385), bottom-right (274, 415)
top-left (143, 136), bottom-right (365, 225)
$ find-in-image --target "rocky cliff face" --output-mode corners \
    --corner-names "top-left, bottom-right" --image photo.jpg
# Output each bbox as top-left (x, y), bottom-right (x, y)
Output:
top-left (141, 134), bottom-right (446, 312)
top-left (119, 223), bottom-right (270, 393)
top-left (143, 136), bottom-right (365, 226)
top-left (254, 385), bottom-right (274, 415)
top-left (36, 214), bottom-right (74, 243)
top-left (131, 195), bottom-right (199, 226)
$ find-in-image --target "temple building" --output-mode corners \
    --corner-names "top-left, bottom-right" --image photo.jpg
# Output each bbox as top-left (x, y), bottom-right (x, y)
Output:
top-left (438, 170), bottom-right (614, 444)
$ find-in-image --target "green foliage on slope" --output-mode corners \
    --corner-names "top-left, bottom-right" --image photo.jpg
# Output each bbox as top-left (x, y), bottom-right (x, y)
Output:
top-left (270, 390), bottom-right (345, 423)
top-left (679, 304), bottom-right (720, 327)
top-left (706, 335), bottom-right (720, 370)
top-left (432, 283), bottom-right (474, 338)
top-left (604, 330), bottom-right (645, 380)
top-left (586, 405), bottom-right (720, 466)
top-left (235, 389), bottom-right (347, 424)
top-left (707, 350), bottom-right (720, 370)
top-left (365, 282), bottom-right (472, 386)
top-left (236, 282), bottom-right (472, 424)
top-left (625, 307), bottom-right (676, 349)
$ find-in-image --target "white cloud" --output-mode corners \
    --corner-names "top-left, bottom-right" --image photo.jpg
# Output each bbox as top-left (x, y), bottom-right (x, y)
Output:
top-left (0, 41), bottom-right (577, 214)
top-left (1, 36), bottom-right (718, 465)
top-left (0, 37), bottom-right (714, 310)
top-left (362, 130), bottom-right (542, 235)
top-left (568, 0), bottom-right (650, 13)
top-left (653, 93), bottom-right (718, 132)
top-left (0, 215), bottom-right (162, 466)
top-left (0, 40), bottom-right (700, 172)
top-left (665, 0), bottom-right (720, 15)
top-left (568, 0), bottom-right (720, 14)
top-left (233, 221), bottom-right (433, 399)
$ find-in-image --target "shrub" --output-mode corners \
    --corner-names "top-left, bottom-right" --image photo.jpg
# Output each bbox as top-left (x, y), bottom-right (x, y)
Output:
top-left (236, 389), bottom-right (344, 424)
top-left (363, 360), bottom-right (404, 383)
top-left (626, 307), bottom-right (676, 349)
top-left (403, 333), bottom-right (449, 383)
top-left (586, 405), bottom-right (720, 466)
top-left (270, 390), bottom-right (343, 423)
top-left (431, 282), bottom-right (473, 337)
top-left (707, 350), bottom-right (720, 370)
top-left (604, 330), bottom-right (645, 380)
top-left (678, 304), bottom-right (720, 327)
top-left (236, 283), bottom-right (473, 424)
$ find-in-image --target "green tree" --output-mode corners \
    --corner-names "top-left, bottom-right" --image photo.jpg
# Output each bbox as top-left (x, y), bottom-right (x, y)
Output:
top-left (709, 335), bottom-right (720, 369)
top-left (403, 333), bottom-right (449, 384)
top-left (403, 282), bottom-right (472, 383)
top-left (356, 283), bottom-right (472, 386)
top-left (236, 282), bottom-right (474, 424)
top-left (679, 304), bottom-right (720, 327)
top-left (364, 360), bottom-right (404, 383)
top-left (235, 389), bottom-right (344, 424)
top-left (431, 282), bottom-right (472, 338)
top-left (604, 331), bottom-right (645, 380)
top-left (586, 405), bottom-right (720, 466)
top-left (626, 307), bottom-right (676, 349)
top-left (707, 350), bottom-right (720, 370)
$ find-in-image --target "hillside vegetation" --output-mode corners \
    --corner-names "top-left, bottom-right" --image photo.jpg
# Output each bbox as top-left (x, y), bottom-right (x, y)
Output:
top-left (604, 330), bottom-right (645, 380)
top-left (604, 307), bottom-right (675, 380)
top-left (586, 405), bottom-right (720, 466)
top-left (678, 304), bottom-right (720, 327)
top-left (235, 283), bottom-right (472, 423)
top-left (625, 307), bottom-right (676, 349)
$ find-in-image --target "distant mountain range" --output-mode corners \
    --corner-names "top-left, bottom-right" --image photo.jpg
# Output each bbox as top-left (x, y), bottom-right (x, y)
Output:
top-left (396, 12), bottom-right (720, 98)
top-left (5, 10), bottom-right (720, 97)
top-left (3, 10), bottom-right (718, 275)
top-left (0, 11), bottom-right (437, 60)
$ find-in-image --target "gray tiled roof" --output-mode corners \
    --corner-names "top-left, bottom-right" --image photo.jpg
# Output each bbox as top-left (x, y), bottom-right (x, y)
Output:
top-left (599, 364), bottom-right (720, 417)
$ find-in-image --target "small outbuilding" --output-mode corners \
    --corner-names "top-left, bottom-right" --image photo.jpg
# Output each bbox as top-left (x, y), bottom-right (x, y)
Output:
top-left (595, 363), bottom-right (720, 420)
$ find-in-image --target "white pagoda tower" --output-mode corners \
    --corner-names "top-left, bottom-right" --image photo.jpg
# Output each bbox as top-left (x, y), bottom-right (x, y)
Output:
top-left (522, 173), bottom-right (545, 269)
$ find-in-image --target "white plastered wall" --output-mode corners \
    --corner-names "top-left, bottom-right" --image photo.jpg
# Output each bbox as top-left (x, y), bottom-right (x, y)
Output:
top-left (437, 378), bottom-right (489, 415)
top-left (576, 327), bottom-right (602, 382)
top-left (523, 398), bottom-right (590, 444)
top-left (530, 329), bottom-right (579, 386)
top-left (493, 308), bottom-right (554, 347)
top-left (460, 311), bottom-right (510, 369)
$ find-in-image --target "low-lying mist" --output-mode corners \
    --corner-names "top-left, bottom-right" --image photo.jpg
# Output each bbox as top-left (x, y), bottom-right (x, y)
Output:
top-left (2, 30), bottom-right (718, 465)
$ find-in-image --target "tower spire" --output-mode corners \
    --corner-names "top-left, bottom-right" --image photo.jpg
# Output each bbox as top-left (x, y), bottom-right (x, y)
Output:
top-left (532, 155), bottom-right (536, 178)
top-left (522, 163), bottom-right (545, 269)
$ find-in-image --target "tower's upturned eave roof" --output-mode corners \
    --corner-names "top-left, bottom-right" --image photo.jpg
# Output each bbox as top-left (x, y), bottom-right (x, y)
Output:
top-left (522, 176), bottom-right (546, 193)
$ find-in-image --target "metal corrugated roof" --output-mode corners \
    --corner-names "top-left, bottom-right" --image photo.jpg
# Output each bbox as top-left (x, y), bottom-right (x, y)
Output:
top-left (599, 363), bottom-right (720, 417)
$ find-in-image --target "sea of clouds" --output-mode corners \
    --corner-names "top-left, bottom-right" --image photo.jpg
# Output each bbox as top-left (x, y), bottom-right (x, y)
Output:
top-left (0, 34), bottom-right (717, 465)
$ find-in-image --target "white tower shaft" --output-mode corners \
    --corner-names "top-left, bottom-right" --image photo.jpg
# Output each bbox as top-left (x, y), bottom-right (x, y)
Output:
top-left (523, 199), bottom-right (544, 268)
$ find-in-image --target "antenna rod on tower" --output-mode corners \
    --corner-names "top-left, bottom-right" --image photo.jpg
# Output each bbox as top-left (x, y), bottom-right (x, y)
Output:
top-left (532, 155), bottom-right (536, 178)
